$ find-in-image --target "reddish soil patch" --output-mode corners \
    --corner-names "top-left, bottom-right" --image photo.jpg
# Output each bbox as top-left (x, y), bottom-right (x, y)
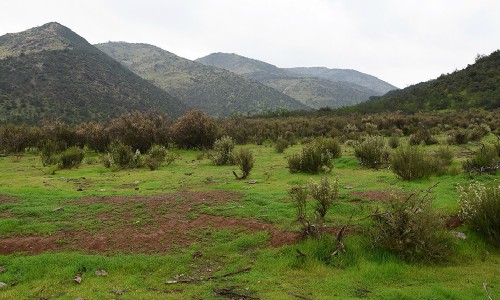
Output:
top-left (445, 215), bottom-right (464, 230)
top-left (0, 194), bottom-right (18, 204)
top-left (351, 190), bottom-right (401, 202)
top-left (0, 191), bottom-right (299, 255)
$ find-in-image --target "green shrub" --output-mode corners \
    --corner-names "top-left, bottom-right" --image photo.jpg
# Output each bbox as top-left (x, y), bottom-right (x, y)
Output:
top-left (287, 153), bottom-right (302, 173)
top-left (462, 144), bottom-right (499, 175)
top-left (409, 129), bottom-right (438, 146)
top-left (353, 135), bottom-right (388, 169)
top-left (232, 148), bottom-right (254, 179)
top-left (309, 177), bottom-right (339, 219)
top-left (314, 137), bottom-right (342, 159)
top-left (431, 146), bottom-right (454, 175)
top-left (58, 146), bottom-right (85, 169)
top-left (275, 137), bottom-right (289, 153)
top-left (211, 136), bottom-right (235, 165)
top-left (447, 129), bottom-right (470, 145)
top-left (288, 138), bottom-right (338, 174)
top-left (388, 135), bottom-right (400, 149)
top-left (391, 146), bottom-right (433, 181)
top-left (40, 140), bottom-right (66, 167)
top-left (458, 181), bottom-right (500, 247)
top-left (372, 191), bottom-right (454, 262)
top-left (107, 141), bottom-right (134, 169)
top-left (143, 145), bottom-right (167, 171)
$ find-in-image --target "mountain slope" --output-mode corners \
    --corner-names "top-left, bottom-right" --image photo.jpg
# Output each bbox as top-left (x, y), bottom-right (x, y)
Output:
top-left (285, 67), bottom-right (397, 95)
top-left (95, 42), bottom-right (308, 117)
top-left (351, 50), bottom-right (500, 113)
top-left (0, 23), bottom-right (187, 124)
top-left (196, 53), bottom-right (395, 108)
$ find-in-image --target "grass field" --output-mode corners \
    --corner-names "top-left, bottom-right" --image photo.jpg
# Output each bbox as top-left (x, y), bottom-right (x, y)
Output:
top-left (0, 138), bottom-right (498, 299)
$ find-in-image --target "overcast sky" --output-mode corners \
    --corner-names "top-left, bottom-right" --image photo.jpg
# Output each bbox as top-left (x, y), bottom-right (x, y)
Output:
top-left (1, 0), bottom-right (499, 88)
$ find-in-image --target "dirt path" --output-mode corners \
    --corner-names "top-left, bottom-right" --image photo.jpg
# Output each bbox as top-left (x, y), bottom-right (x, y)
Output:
top-left (0, 191), bottom-right (299, 255)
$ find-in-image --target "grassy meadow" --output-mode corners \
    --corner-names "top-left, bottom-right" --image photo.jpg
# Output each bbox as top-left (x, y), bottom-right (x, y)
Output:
top-left (0, 137), bottom-right (499, 299)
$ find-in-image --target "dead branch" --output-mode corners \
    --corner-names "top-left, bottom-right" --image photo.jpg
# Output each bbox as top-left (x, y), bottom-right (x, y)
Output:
top-left (483, 281), bottom-right (493, 300)
top-left (165, 267), bottom-right (252, 284)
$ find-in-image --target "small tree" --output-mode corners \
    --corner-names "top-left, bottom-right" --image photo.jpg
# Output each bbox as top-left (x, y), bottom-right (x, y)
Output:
top-left (232, 148), bottom-right (254, 179)
top-left (211, 135), bottom-right (235, 165)
top-left (171, 110), bottom-right (217, 149)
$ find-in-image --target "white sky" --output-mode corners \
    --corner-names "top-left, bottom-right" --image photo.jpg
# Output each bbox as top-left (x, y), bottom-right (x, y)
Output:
top-left (1, 0), bottom-right (499, 88)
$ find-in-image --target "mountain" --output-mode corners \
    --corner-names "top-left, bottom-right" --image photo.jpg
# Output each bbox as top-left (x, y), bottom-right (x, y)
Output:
top-left (195, 53), bottom-right (396, 108)
top-left (285, 67), bottom-right (397, 95)
top-left (0, 22), bottom-right (187, 124)
top-left (350, 50), bottom-right (500, 113)
top-left (95, 42), bottom-right (308, 117)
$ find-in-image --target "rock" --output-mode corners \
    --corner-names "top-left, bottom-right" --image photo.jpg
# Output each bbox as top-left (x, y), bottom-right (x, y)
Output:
top-left (74, 275), bottom-right (82, 284)
top-left (52, 207), bottom-right (64, 212)
top-left (0, 282), bottom-right (7, 288)
top-left (0, 266), bottom-right (6, 273)
top-left (344, 185), bottom-right (354, 189)
top-left (452, 231), bottom-right (467, 239)
top-left (95, 269), bottom-right (108, 276)
top-left (245, 180), bottom-right (258, 184)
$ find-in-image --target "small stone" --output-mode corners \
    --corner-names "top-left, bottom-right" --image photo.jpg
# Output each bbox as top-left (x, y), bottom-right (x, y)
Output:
top-left (95, 269), bottom-right (108, 276)
top-left (74, 275), bottom-right (82, 284)
top-left (76, 188), bottom-right (83, 191)
top-left (113, 290), bottom-right (125, 295)
top-left (99, 189), bottom-right (106, 192)
top-left (245, 180), bottom-right (258, 184)
top-left (0, 282), bottom-right (7, 288)
top-left (344, 185), bottom-right (354, 189)
top-left (453, 231), bottom-right (467, 239)
top-left (52, 207), bottom-right (64, 212)
top-left (133, 181), bottom-right (140, 184)
top-left (0, 266), bottom-right (6, 273)
top-left (75, 298), bottom-right (86, 300)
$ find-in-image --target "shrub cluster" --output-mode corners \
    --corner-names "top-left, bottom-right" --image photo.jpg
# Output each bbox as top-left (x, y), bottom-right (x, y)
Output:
top-left (372, 191), bottom-right (454, 262)
top-left (353, 135), bottom-right (388, 169)
top-left (462, 144), bottom-right (499, 176)
top-left (288, 138), bottom-right (340, 174)
top-left (58, 146), bottom-right (85, 169)
top-left (458, 181), bottom-right (500, 247)
top-left (211, 136), bottom-right (235, 165)
top-left (391, 146), bottom-right (433, 180)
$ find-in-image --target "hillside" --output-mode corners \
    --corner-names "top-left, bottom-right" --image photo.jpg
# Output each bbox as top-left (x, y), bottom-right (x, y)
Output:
top-left (285, 67), bottom-right (397, 95)
top-left (196, 53), bottom-right (395, 108)
top-left (351, 50), bottom-right (500, 113)
top-left (95, 42), bottom-right (308, 117)
top-left (0, 23), bottom-right (187, 124)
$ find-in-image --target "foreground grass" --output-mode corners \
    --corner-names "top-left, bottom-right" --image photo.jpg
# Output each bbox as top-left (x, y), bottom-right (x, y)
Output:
top-left (0, 139), bottom-right (499, 299)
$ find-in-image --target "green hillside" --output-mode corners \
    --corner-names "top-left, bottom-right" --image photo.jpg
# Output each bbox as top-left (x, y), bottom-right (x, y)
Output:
top-left (196, 52), bottom-right (394, 108)
top-left (351, 50), bottom-right (500, 113)
top-left (96, 43), bottom-right (308, 117)
top-left (0, 23), bottom-right (187, 124)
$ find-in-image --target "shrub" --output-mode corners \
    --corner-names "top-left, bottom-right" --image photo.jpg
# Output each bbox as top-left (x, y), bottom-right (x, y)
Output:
top-left (107, 141), bottom-right (134, 169)
top-left (232, 148), bottom-right (254, 179)
top-left (458, 181), bottom-right (500, 247)
top-left (309, 177), bottom-right (339, 219)
top-left (288, 138), bottom-right (338, 174)
top-left (144, 145), bottom-right (168, 170)
top-left (211, 136), bottom-right (235, 165)
top-left (40, 140), bottom-right (66, 167)
top-left (275, 137), bottom-right (289, 153)
top-left (353, 135), bottom-right (388, 169)
top-left (388, 135), bottom-right (400, 149)
top-left (372, 191), bottom-right (454, 262)
top-left (462, 144), bottom-right (499, 175)
top-left (391, 146), bottom-right (433, 181)
top-left (447, 129), bottom-right (470, 145)
top-left (58, 147), bottom-right (85, 169)
top-left (171, 110), bottom-right (217, 149)
top-left (431, 146), bottom-right (454, 175)
top-left (409, 128), bottom-right (438, 146)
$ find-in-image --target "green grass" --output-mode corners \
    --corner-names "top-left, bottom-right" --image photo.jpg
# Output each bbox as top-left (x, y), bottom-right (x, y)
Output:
top-left (0, 138), bottom-right (499, 299)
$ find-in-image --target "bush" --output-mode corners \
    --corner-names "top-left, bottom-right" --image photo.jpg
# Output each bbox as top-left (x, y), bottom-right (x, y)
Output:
top-left (309, 177), bottom-right (339, 219)
top-left (458, 181), bottom-right (500, 247)
top-left (58, 146), bottom-right (85, 169)
top-left (447, 129), bottom-right (470, 145)
top-left (107, 141), bottom-right (134, 169)
top-left (171, 110), bottom-right (217, 149)
top-left (287, 138), bottom-right (338, 174)
top-left (372, 191), bottom-right (454, 262)
top-left (391, 146), bottom-right (433, 180)
top-left (144, 145), bottom-right (168, 170)
top-left (232, 148), bottom-right (254, 179)
top-left (275, 137), bottom-right (289, 153)
top-left (40, 140), bottom-right (66, 167)
top-left (431, 146), bottom-right (454, 175)
top-left (388, 135), bottom-right (400, 149)
top-left (462, 144), bottom-right (499, 175)
top-left (353, 135), bottom-right (388, 169)
top-left (409, 128), bottom-right (438, 146)
top-left (211, 136), bottom-right (235, 165)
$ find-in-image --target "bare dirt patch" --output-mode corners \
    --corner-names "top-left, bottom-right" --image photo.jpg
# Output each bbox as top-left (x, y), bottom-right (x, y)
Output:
top-left (351, 190), bottom-right (401, 202)
top-left (0, 191), bottom-right (299, 255)
top-left (0, 194), bottom-right (18, 204)
top-left (445, 215), bottom-right (464, 230)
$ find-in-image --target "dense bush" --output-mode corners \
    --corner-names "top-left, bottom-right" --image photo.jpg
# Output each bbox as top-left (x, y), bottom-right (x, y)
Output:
top-left (458, 181), bottom-right (500, 247)
top-left (313, 137), bottom-right (342, 159)
top-left (58, 146), bottom-right (85, 169)
top-left (104, 141), bottom-right (133, 169)
top-left (232, 148), bottom-right (254, 179)
top-left (447, 129), bottom-right (470, 145)
top-left (288, 143), bottom-right (334, 174)
top-left (211, 136), bottom-right (235, 165)
top-left (40, 140), bottom-right (67, 167)
top-left (171, 110), bottom-right (217, 149)
top-left (144, 145), bottom-right (168, 170)
top-left (462, 144), bottom-right (499, 175)
top-left (388, 135), bottom-right (400, 149)
top-left (391, 146), bottom-right (433, 180)
top-left (372, 191), bottom-right (454, 262)
top-left (431, 146), bottom-right (454, 175)
top-left (309, 176), bottom-right (339, 219)
top-left (353, 135), bottom-right (388, 169)
top-left (75, 122), bottom-right (109, 152)
top-left (409, 128), bottom-right (438, 146)
top-left (275, 137), bottom-right (289, 153)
